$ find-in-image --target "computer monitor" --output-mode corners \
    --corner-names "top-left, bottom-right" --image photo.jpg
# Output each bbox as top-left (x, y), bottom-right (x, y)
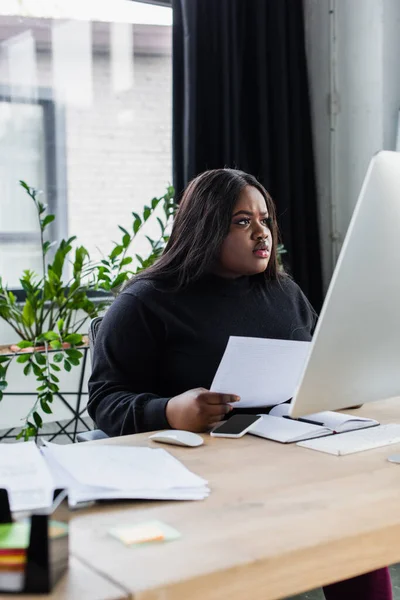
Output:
top-left (289, 151), bottom-right (400, 418)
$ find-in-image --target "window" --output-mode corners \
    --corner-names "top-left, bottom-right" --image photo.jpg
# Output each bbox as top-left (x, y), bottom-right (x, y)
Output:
top-left (0, 1), bottom-right (172, 288)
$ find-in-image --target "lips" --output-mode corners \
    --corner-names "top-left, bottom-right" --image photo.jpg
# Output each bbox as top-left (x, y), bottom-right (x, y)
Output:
top-left (253, 242), bottom-right (270, 258)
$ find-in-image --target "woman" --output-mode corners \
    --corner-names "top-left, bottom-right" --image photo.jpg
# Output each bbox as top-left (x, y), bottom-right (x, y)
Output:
top-left (88, 169), bottom-right (392, 600)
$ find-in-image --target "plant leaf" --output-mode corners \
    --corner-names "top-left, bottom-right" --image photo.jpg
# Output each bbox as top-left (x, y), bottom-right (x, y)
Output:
top-left (34, 352), bottom-right (46, 366)
top-left (23, 363), bottom-right (32, 376)
top-left (31, 362), bottom-right (42, 377)
top-left (40, 398), bottom-right (52, 414)
top-left (64, 360), bottom-right (72, 372)
top-left (111, 272), bottom-right (128, 290)
top-left (16, 354), bottom-right (31, 364)
top-left (65, 348), bottom-right (83, 360)
top-left (17, 340), bottom-right (33, 349)
top-left (64, 333), bottom-right (83, 345)
top-left (0, 381), bottom-right (7, 391)
top-left (120, 257), bottom-right (133, 267)
top-left (109, 245), bottom-right (124, 260)
top-left (118, 226), bottom-right (129, 236)
top-left (53, 353), bottom-right (64, 363)
top-left (68, 357), bottom-right (80, 366)
top-left (42, 214), bottom-right (55, 229)
top-left (33, 411), bottom-right (43, 428)
top-left (22, 300), bottom-right (35, 327)
top-left (50, 340), bottom-right (62, 350)
top-left (43, 331), bottom-right (59, 341)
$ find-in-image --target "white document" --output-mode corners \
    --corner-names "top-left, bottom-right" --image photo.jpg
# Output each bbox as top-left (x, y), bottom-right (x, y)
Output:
top-left (43, 443), bottom-right (209, 504)
top-left (269, 404), bottom-right (378, 432)
top-left (211, 336), bottom-right (311, 408)
top-left (0, 442), bottom-right (54, 512)
top-left (249, 415), bottom-right (332, 443)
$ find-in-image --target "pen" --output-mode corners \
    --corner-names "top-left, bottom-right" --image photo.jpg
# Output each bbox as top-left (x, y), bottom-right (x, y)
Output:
top-left (297, 417), bottom-right (325, 426)
top-left (282, 415), bottom-right (325, 426)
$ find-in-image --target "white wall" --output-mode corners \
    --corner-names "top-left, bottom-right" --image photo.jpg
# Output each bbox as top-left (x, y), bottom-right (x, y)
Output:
top-left (304, 0), bottom-right (400, 288)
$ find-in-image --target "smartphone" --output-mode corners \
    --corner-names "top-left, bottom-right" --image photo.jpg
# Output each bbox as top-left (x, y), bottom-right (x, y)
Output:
top-left (210, 414), bottom-right (262, 438)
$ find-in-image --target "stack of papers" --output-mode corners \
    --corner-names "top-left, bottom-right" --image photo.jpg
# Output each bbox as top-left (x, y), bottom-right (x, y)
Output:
top-left (0, 442), bottom-right (54, 513)
top-left (42, 443), bottom-right (209, 505)
top-left (0, 442), bottom-right (209, 513)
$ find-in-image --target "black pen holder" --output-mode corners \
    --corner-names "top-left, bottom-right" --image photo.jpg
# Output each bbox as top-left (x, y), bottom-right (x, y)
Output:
top-left (0, 488), bottom-right (69, 594)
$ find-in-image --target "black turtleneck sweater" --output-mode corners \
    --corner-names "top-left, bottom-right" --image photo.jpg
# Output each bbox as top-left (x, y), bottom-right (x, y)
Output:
top-left (87, 274), bottom-right (316, 437)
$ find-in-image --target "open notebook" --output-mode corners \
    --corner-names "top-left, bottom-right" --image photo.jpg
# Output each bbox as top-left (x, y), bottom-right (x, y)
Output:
top-left (249, 404), bottom-right (378, 444)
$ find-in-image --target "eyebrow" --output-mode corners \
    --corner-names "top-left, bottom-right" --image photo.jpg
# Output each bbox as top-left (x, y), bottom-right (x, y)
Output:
top-left (232, 210), bottom-right (269, 217)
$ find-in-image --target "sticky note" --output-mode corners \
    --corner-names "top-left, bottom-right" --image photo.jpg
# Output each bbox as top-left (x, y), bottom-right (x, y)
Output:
top-left (109, 520), bottom-right (181, 547)
top-left (0, 523), bottom-right (30, 550)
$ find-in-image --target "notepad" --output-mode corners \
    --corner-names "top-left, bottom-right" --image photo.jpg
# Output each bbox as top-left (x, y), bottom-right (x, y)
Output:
top-left (269, 404), bottom-right (378, 433)
top-left (249, 415), bottom-right (333, 443)
top-left (249, 406), bottom-right (379, 444)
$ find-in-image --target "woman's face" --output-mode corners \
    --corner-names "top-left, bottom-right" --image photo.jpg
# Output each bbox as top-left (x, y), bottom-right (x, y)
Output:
top-left (214, 185), bottom-right (273, 278)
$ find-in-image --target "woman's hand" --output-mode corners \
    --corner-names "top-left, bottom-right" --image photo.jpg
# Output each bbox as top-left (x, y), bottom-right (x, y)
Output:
top-left (165, 387), bottom-right (240, 432)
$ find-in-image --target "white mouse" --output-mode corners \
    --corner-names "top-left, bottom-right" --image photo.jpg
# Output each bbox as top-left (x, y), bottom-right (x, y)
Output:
top-left (149, 430), bottom-right (204, 448)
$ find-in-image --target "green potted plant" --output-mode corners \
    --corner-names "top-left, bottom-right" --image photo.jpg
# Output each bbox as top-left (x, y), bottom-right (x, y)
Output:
top-left (0, 181), bottom-right (175, 440)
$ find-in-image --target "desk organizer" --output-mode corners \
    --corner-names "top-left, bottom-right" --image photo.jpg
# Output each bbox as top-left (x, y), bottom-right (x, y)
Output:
top-left (0, 488), bottom-right (69, 594)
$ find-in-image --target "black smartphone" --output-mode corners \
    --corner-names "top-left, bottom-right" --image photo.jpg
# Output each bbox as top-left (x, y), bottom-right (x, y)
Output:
top-left (210, 414), bottom-right (262, 438)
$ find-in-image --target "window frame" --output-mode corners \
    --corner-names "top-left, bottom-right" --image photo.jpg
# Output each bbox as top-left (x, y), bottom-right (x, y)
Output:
top-left (0, 85), bottom-right (68, 290)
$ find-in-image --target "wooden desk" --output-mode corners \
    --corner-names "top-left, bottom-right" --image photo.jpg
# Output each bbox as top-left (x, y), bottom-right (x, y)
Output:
top-left (0, 557), bottom-right (129, 600)
top-left (70, 398), bottom-right (400, 600)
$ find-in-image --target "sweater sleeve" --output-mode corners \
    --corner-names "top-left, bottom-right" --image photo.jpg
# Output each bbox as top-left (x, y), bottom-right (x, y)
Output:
top-left (87, 290), bottom-right (170, 436)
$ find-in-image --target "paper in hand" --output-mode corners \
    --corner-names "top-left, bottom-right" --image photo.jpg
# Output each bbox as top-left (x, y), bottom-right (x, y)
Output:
top-left (211, 336), bottom-right (311, 409)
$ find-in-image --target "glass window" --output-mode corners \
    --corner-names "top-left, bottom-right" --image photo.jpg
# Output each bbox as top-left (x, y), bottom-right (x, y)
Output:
top-left (0, 1), bottom-right (172, 287)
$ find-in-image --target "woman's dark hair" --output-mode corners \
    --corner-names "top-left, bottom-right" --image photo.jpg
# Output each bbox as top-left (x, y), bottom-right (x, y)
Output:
top-left (134, 168), bottom-right (281, 288)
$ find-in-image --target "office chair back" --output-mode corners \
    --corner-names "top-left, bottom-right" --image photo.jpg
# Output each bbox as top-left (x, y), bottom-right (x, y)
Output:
top-left (88, 317), bottom-right (103, 365)
top-left (77, 316), bottom-right (109, 442)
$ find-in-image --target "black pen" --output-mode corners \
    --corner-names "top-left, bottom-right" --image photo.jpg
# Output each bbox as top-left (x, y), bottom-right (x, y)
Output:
top-left (282, 415), bottom-right (325, 426)
top-left (297, 417), bottom-right (325, 426)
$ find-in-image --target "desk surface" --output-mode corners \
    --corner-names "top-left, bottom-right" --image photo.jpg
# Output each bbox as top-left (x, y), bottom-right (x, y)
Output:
top-left (0, 556), bottom-right (129, 600)
top-left (69, 399), bottom-right (400, 600)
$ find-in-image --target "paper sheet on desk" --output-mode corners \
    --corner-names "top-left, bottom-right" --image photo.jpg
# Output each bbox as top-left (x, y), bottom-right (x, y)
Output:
top-left (211, 336), bottom-right (311, 409)
top-left (0, 442), bottom-right (54, 512)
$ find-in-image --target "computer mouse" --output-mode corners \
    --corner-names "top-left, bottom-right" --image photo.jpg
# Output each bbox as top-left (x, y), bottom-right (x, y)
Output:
top-left (149, 430), bottom-right (204, 448)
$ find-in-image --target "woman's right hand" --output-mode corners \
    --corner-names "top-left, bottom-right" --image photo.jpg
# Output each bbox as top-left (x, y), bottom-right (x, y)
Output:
top-left (165, 387), bottom-right (240, 432)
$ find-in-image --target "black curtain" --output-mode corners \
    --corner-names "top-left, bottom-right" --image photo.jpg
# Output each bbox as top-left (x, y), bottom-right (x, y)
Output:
top-left (172, 0), bottom-right (323, 310)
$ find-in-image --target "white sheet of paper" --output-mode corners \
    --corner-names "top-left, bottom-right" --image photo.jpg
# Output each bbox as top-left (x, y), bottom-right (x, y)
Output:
top-left (0, 442), bottom-right (54, 512)
top-left (210, 336), bottom-right (311, 408)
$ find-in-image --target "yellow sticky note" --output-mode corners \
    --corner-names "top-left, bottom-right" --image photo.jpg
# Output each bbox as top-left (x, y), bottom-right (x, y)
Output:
top-left (109, 521), bottom-right (180, 547)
